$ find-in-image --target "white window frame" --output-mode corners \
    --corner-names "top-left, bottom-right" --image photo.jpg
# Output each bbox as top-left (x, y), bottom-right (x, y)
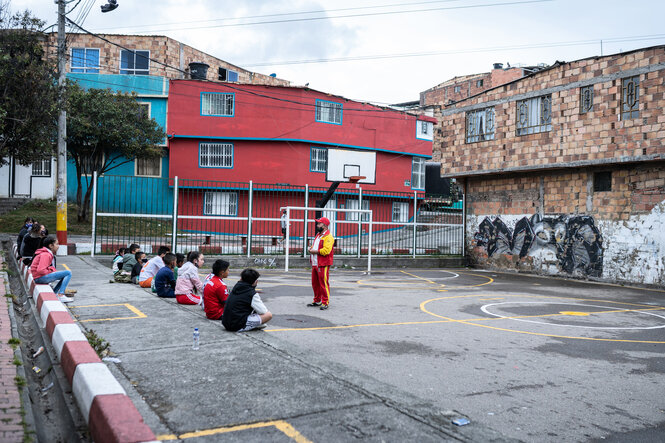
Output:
top-left (218, 67), bottom-right (239, 82)
top-left (392, 201), bottom-right (410, 223)
top-left (120, 49), bottom-right (150, 75)
top-left (315, 100), bottom-right (342, 125)
top-left (137, 102), bottom-right (151, 119)
top-left (71, 47), bottom-right (100, 73)
top-left (516, 94), bottom-right (552, 136)
top-left (32, 159), bottom-right (52, 177)
top-left (346, 199), bottom-right (370, 221)
top-left (199, 142), bottom-right (233, 168)
top-left (135, 157), bottom-right (162, 177)
top-left (201, 92), bottom-right (235, 117)
top-left (416, 120), bottom-right (433, 141)
top-left (310, 147), bottom-right (327, 173)
top-left (466, 107), bottom-right (495, 143)
top-left (411, 157), bottom-right (425, 190)
top-left (204, 191), bottom-right (238, 216)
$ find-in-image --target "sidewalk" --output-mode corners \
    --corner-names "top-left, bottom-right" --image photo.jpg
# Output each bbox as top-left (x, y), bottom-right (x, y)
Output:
top-left (0, 256), bottom-right (24, 442)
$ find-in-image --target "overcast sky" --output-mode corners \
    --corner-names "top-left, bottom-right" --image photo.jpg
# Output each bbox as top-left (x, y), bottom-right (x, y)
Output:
top-left (10, 0), bottom-right (665, 105)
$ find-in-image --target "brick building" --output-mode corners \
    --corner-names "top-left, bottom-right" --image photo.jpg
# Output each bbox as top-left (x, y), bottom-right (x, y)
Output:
top-left (433, 46), bottom-right (665, 286)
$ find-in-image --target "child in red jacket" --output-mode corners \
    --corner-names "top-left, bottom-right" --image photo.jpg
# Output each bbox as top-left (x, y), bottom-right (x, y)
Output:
top-left (203, 259), bottom-right (230, 320)
top-left (30, 236), bottom-right (74, 303)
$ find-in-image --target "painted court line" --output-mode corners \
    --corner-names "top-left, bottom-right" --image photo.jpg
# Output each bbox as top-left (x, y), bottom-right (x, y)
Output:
top-left (71, 303), bottom-right (147, 322)
top-left (157, 420), bottom-right (312, 442)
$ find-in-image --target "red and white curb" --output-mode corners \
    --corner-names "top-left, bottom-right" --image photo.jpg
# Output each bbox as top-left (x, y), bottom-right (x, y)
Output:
top-left (13, 245), bottom-right (156, 443)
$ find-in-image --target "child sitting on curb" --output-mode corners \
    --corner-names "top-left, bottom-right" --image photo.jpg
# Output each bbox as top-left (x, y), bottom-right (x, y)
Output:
top-left (203, 259), bottom-right (230, 320)
top-left (222, 268), bottom-right (272, 332)
top-left (153, 253), bottom-right (177, 298)
top-left (31, 236), bottom-right (75, 303)
top-left (174, 251), bottom-right (205, 305)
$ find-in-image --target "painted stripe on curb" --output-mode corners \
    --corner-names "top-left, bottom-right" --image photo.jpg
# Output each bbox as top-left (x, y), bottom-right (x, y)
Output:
top-left (72, 363), bottom-right (126, 421)
top-left (89, 394), bottom-right (156, 443)
top-left (36, 292), bottom-right (59, 312)
top-left (34, 284), bottom-right (55, 304)
top-left (60, 341), bottom-right (102, 384)
top-left (51, 323), bottom-right (87, 358)
top-left (46, 310), bottom-right (76, 337)
top-left (40, 300), bottom-right (68, 326)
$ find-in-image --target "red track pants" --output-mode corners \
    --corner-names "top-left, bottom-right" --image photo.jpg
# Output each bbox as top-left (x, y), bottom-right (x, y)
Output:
top-left (311, 266), bottom-right (331, 306)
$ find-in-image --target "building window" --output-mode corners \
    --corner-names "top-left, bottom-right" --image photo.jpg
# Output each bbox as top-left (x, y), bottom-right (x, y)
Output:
top-left (120, 49), bottom-right (149, 75)
top-left (199, 142), bottom-right (233, 168)
top-left (412, 157), bottom-right (425, 190)
top-left (466, 107), bottom-right (495, 143)
top-left (32, 159), bottom-right (51, 177)
top-left (218, 67), bottom-right (239, 82)
top-left (392, 201), bottom-right (409, 223)
top-left (621, 76), bottom-right (639, 120)
top-left (516, 94), bottom-right (552, 135)
top-left (135, 157), bottom-right (161, 177)
top-left (476, 79), bottom-right (484, 88)
top-left (79, 155), bottom-right (104, 176)
top-left (593, 171), bottom-right (612, 192)
top-left (580, 86), bottom-right (593, 114)
top-left (204, 191), bottom-right (238, 216)
top-left (346, 199), bottom-right (370, 221)
top-left (201, 92), bottom-right (234, 117)
top-left (71, 48), bottom-right (99, 73)
top-left (454, 85), bottom-right (461, 93)
top-left (310, 147), bottom-right (327, 172)
top-left (416, 120), bottom-right (433, 141)
top-left (315, 100), bottom-right (342, 125)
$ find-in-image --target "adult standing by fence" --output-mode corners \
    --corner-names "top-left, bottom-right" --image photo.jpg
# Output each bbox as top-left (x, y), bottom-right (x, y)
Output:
top-left (307, 217), bottom-right (334, 310)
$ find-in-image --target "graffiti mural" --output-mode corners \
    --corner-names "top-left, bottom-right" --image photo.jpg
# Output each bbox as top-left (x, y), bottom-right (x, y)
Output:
top-left (474, 214), bottom-right (603, 277)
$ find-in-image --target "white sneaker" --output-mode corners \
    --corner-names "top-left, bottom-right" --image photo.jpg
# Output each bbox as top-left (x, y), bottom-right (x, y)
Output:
top-left (58, 294), bottom-right (74, 303)
top-left (256, 323), bottom-right (267, 329)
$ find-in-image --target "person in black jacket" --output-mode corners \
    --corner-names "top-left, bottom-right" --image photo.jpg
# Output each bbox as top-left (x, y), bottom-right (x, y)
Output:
top-left (222, 268), bottom-right (272, 332)
top-left (21, 222), bottom-right (46, 265)
top-left (17, 217), bottom-right (34, 257)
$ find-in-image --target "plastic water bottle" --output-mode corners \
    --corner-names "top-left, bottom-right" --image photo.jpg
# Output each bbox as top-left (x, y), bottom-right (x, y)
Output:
top-left (192, 328), bottom-right (200, 350)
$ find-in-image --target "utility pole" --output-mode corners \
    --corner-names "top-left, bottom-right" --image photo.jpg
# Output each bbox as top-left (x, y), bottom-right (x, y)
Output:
top-left (56, 0), bottom-right (68, 255)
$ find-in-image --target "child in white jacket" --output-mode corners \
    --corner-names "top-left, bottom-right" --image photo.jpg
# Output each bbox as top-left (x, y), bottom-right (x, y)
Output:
top-left (174, 251), bottom-right (205, 305)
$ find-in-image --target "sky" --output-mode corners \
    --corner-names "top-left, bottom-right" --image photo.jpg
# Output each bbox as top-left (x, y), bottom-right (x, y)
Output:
top-left (9, 0), bottom-right (665, 105)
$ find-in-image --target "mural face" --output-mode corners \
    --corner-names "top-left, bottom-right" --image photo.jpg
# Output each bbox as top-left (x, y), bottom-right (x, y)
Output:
top-left (474, 214), bottom-right (603, 277)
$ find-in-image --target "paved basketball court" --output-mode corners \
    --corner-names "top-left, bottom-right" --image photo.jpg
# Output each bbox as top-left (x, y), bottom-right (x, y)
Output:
top-left (59, 256), bottom-right (665, 442)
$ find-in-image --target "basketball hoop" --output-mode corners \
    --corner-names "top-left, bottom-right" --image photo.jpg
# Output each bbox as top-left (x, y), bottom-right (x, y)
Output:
top-left (348, 175), bottom-right (366, 184)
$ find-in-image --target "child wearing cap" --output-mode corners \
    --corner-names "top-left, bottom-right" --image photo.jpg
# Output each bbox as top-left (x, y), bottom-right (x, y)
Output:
top-left (307, 217), bottom-right (334, 310)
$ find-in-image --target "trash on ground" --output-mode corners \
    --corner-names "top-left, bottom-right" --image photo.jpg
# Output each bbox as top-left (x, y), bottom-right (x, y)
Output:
top-left (40, 382), bottom-right (54, 392)
top-left (32, 366), bottom-right (42, 374)
top-left (32, 346), bottom-right (45, 358)
top-left (452, 417), bottom-right (470, 426)
top-left (102, 357), bottom-right (121, 363)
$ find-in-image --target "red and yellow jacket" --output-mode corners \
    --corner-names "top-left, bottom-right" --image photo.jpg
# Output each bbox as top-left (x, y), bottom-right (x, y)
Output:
top-left (311, 230), bottom-right (334, 267)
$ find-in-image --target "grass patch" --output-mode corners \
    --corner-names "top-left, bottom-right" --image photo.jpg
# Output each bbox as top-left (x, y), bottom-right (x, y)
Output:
top-left (8, 337), bottom-right (21, 349)
top-left (13, 376), bottom-right (26, 389)
top-left (84, 329), bottom-right (110, 358)
top-left (0, 199), bottom-right (91, 236)
top-left (12, 357), bottom-right (21, 366)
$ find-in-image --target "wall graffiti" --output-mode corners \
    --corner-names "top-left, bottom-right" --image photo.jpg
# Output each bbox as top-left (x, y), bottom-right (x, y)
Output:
top-left (474, 214), bottom-right (603, 277)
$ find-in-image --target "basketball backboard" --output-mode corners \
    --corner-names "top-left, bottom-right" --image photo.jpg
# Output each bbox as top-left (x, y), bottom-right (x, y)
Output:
top-left (326, 148), bottom-right (376, 184)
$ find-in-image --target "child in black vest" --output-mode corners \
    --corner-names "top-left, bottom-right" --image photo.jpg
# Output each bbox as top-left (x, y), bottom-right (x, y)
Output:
top-left (222, 268), bottom-right (272, 332)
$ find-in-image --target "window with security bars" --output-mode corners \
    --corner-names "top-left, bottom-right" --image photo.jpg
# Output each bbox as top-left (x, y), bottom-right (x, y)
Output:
top-left (120, 49), bottom-right (149, 75)
top-left (200, 142), bottom-right (233, 168)
top-left (416, 120), bottom-right (433, 141)
top-left (135, 157), bottom-right (161, 177)
top-left (201, 92), bottom-right (234, 116)
top-left (32, 159), bottom-right (51, 177)
top-left (412, 157), bottom-right (425, 190)
top-left (346, 199), bottom-right (370, 221)
top-left (466, 107), bottom-right (495, 143)
top-left (310, 147), bottom-right (327, 172)
top-left (580, 86), bottom-right (593, 114)
top-left (392, 201), bottom-right (410, 223)
top-left (315, 100), bottom-right (342, 124)
top-left (71, 48), bottom-right (99, 73)
top-left (204, 191), bottom-right (238, 216)
top-left (516, 95), bottom-right (552, 135)
top-left (621, 76), bottom-right (639, 120)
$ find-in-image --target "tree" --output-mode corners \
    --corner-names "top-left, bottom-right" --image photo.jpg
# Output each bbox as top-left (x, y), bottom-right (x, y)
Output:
top-left (0, 2), bottom-right (58, 165)
top-left (66, 82), bottom-right (165, 221)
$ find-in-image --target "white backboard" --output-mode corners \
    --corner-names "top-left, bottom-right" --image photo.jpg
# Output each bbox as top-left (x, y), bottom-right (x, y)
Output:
top-left (326, 148), bottom-right (376, 184)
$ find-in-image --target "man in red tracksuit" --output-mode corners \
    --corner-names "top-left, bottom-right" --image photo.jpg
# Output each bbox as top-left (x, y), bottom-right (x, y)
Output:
top-left (307, 217), bottom-right (334, 310)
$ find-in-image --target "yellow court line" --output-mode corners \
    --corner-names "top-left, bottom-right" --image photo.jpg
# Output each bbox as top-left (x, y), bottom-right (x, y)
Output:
top-left (400, 270), bottom-right (438, 285)
top-left (72, 303), bottom-right (147, 322)
top-left (62, 264), bottom-right (70, 271)
top-left (157, 420), bottom-right (312, 442)
top-left (269, 319), bottom-right (452, 332)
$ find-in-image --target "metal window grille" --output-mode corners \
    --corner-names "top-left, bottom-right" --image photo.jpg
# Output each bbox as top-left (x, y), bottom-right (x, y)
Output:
top-left (136, 157), bottom-right (161, 177)
top-left (204, 191), bottom-right (238, 215)
top-left (392, 202), bottom-right (409, 223)
top-left (200, 142), bottom-right (233, 167)
top-left (120, 49), bottom-right (149, 75)
top-left (411, 158), bottom-right (425, 189)
top-left (310, 147), bottom-right (327, 172)
top-left (346, 199), bottom-right (370, 221)
top-left (315, 101), bottom-right (342, 124)
top-left (201, 93), bottom-right (234, 116)
top-left (621, 76), bottom-right (640, 120)
top-left (580, 86), bottom-right (593, 114)
top-left (31, 159), bottom-right (51, 177)
top-left (466, 107), bottom-right (495, 143)
top-left (516, 95), bottom-right (551, 135)
top-left (71, 48), bottom-right (99, 73)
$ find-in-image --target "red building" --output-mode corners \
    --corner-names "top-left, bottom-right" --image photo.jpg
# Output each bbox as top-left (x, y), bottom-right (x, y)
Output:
top-left (167, 80), bottom-right (434, 241)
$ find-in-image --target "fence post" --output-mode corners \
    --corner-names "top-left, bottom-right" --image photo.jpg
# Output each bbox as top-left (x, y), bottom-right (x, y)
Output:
top-left (247, 180), bottom-right (253, 258)
top-left (285, 208), bottom-right (290, 272)
top-left (462, 182), bottom-right (466, 258)
top-left (171, 176), bottom-right (179, 253)
top-left (368, 211), bottom-right (373, 274)
top-left (91, 171), bottom-right (97, 258)
top-left (357, 186), bottom-right (362, 258)
top-left (303, 184), bottom-right (309, 258)
top-left (412, 191), bottom-right (417, 258)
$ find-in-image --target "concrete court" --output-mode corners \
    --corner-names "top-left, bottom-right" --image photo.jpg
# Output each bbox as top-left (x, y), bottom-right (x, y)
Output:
top-left (59, 255), bottom-right (665, 442)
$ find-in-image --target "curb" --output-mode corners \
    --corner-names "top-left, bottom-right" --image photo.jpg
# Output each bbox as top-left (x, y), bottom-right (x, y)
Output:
top-left (12, 245), bottom-right (156, 443)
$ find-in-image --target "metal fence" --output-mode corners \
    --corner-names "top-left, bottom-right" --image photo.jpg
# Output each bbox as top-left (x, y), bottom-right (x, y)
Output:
top-left (91, 174), bottom-right (463, 257)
